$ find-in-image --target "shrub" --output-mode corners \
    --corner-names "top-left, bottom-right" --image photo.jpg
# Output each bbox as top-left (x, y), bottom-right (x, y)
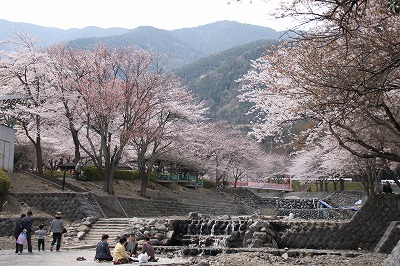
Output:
top-left (0, 169), bottom-right (11, 194)
top-left (203, 178), bottom-right (216, 189)
top-left (82, 166), bottom-right (103, 181)
top-left (82, 166), bottom-right (142, 181)
top-left (149, 172), bottom-right (157, 183)
top-left (115, 170), bottom-right (139, 180)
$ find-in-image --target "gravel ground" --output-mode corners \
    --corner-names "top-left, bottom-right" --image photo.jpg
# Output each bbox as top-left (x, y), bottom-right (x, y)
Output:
top-left (202, 251), bottom-right (387, 266)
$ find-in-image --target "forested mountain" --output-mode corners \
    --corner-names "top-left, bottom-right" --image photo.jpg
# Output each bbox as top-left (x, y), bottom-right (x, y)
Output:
top-left (174, 39), bottom-right (279, 126)
top-left (0, 19), bottom-right (129, 47)
top-left (69, 26), bottom-right (202, 69)
top-left (171, 21), bottom-right (281, 55)
top-left (68, 21), bottom-right (282, 69)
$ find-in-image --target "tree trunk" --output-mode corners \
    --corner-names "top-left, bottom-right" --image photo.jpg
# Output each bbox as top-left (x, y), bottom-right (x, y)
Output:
top-left (104, 170), bottom-right (114, 195)
top-left (138, 154), bottom-right (148, 197)
top-left (339, 178), bottom-right (345, 191)
top-left (35, 135), bottom-right (43, 175)
top-left (71, 128), bottom-right (81, 163)
top-left (140, 173), bottom-right (149, 198)
top-left (319, 180), bottom-right (323, 191)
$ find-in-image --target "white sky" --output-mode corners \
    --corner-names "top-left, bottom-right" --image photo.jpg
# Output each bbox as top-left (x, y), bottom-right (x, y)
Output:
top-left (0, 0), bottom-right (293, 31)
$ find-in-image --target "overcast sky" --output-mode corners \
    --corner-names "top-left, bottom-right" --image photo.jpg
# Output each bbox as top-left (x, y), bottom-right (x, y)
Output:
top-left (0, 0), bottom-right (293, 31)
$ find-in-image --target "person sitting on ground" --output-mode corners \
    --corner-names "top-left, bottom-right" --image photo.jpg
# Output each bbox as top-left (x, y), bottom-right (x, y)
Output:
top-left (95, 234), bottom-right (113, 261)
top-left (382, 181), bottom-right (394, 194)
top-left (141, 236), bottom-right (158, 262)
top-left (126, 233), bottom-right (138, 258)
top-left (112, 236), bottom-right (130, 264)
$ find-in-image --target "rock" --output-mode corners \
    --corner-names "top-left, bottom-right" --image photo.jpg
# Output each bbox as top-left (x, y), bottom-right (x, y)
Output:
top-left (281, 252), bottom-right (289, 260)
top-left (253, 231), bottom-right (267, 242)
top-left (75, 224), bottom-right (90, 233)
top-left (86, 217), bottom-right (97, 224)
top-left (77, 231), bottom-right (86, 240)
top-left (220, 215), bottom-right (231, 220)
top-left (189, 212), bottom-right (199, 219)
top-left (249, 221), bottom-right (263, 231)
top-left (81, 220), bottom-right (92, 226)
top-left (248, 238), bottom-right (264, 248)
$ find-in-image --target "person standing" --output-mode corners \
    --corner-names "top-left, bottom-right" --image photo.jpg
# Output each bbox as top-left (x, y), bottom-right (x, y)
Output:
top-left (49, 212), bottom-right (64, 252)
top-left (75, 162), bottom-right (82, 180)
top-left (95, 234), bottom-right (113, 261)
top-left (382, 181), bottom-right (394, 194)
top-left (35, 224), bottom-right (46, 251)
top-left (14, 214), bottom-right (26, 253)
top-left (16, 229), bottom-right (28, 254)
top-left (20, 211), bottom-right (33, 253)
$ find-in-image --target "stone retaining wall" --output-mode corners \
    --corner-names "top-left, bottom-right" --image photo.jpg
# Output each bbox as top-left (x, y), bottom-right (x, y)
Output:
top-left (271, 194), bottom-right (400, 251)
top-left (275, 208), bottom-right (354, 220)
top-left (11, 192), bottom-right (103, 221)
top-left (118, 197), bottom-right (247, 217)
top-left (0, 216), bottom-right (56, 237)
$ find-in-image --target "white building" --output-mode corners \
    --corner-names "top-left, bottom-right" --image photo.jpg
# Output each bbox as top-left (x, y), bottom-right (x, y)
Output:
top-left (0, 124), bottom-right (15, 172)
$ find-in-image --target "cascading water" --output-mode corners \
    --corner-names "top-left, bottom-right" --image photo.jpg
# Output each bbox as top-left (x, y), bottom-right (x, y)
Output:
top-left (210, 223), bottom-right (216, 236)
top-left (199, 222), bottom-right (205, 236)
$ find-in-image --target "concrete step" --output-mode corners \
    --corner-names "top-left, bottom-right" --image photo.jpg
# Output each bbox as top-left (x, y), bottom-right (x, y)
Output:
top-left (82, 218), bottom-right (130, 244)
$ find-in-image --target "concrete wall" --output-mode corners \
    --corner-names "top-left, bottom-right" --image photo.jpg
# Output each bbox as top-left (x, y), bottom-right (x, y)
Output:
top-left (0, 125), bottom-right (15, 172)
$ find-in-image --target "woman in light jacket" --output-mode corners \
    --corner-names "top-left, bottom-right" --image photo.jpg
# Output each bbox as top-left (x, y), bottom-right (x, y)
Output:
top-left (113, 236), bottom-right (130, 264)
top-left (49, 211), bottom-right (64, 252)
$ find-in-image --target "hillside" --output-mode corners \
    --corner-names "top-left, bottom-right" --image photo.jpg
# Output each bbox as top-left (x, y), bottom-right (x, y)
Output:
top-left (67, 21), bottom-right (282, 70)
top-left (0, 19), bottom-right (129, 48)
top-left (174, 38), bottom-right (279, 125)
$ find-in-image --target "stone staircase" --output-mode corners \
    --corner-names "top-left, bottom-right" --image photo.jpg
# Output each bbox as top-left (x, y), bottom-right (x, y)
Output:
top-left (82, 218), bottom-right (130, 245)
top-left (97, 201), bottom-right (125, 218)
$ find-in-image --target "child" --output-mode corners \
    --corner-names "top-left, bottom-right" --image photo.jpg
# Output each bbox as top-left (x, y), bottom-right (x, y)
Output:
top-left (16, 229), bottom-right (27, 254)
top-left (35, 224), bottom-right (46, 251)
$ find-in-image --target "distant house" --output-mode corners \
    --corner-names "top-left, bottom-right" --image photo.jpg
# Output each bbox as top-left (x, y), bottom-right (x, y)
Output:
top-left (0, 124), bottom-right (15, 172)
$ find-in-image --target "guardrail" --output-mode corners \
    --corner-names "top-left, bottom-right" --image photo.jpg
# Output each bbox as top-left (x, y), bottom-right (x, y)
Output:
top-left (156, 174), bottom-right (203, 186)
top-left (229, 180), bottom-right (293, 191)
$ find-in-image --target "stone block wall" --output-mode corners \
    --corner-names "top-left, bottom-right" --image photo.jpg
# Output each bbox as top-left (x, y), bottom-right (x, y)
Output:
top-left (271, 194), bottom-right (400, 251)
top-left (118, 197), bottom-right (247, 217)
top-left (11, 192), bottom-right (103, 222)
top-left (275, 208), bottom-right (354, 220)
top-left (0, 216), bottom-right (56, 237)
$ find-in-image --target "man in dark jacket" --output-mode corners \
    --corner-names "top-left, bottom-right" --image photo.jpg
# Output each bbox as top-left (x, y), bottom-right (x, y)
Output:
top-left (20, 211), bottom-right (33, 253)
top-left (95, 234), bottom-right (113, 261)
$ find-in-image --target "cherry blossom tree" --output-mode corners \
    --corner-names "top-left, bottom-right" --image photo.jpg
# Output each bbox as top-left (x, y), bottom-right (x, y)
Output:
top-left (51, 44), bottom-right (206, 195)
top-left (57, 45), bottom-right (162, 194)
top-left (239, 0), bottom-right (400, 171)
top-left (128, 77), bottom-right (207, 197)
top-left (46, 44), bottom-right (83, 163)
top-left (0, 31), bottom-right (56, 174)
